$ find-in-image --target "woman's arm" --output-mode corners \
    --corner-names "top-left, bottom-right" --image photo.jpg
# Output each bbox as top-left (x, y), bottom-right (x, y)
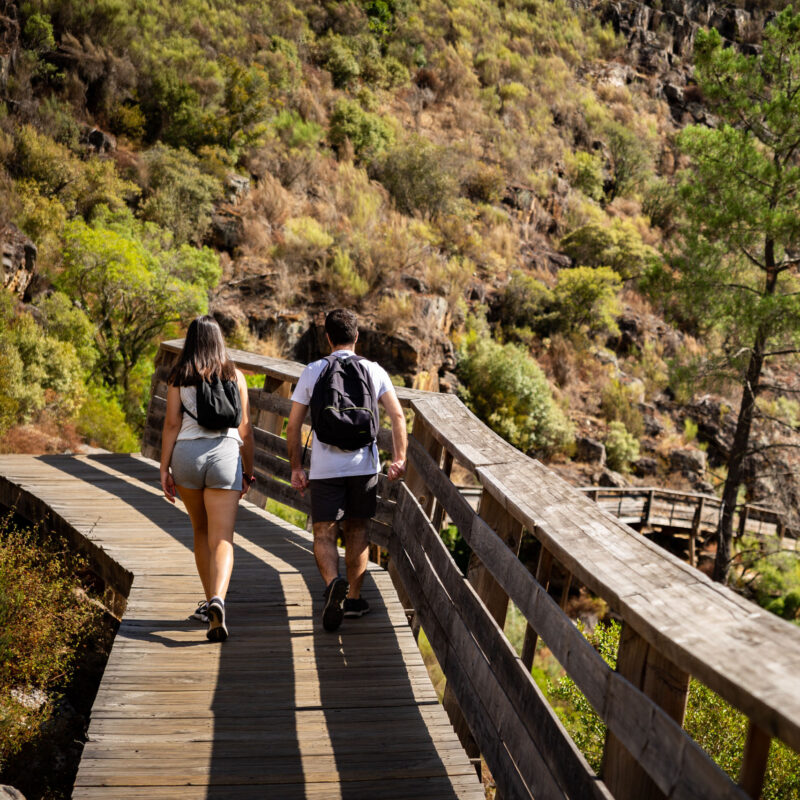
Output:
top-left (160, 384), bottom-right (183, 502)
top-left (236, 369), bottom-right (255, 494)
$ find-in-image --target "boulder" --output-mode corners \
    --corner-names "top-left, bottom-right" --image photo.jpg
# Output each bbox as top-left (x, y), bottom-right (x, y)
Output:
top-left (208, 206), bottom-right (245, 252)
top-left (576, 437), bottom-right (606, 466)
top-left (599, 468), bottom-right (628, 488)
top-left (670, 447), bottom-right (707, 474)
top-left (226, 174), bottom-right (251, 204)
top-left (1, 224), bottom-right (37, 298)
top-left (84, 127), bottom-right (117, 153)
top-left (0, 1), bottom-right (20, 92)
top-left (634, 457), bottom-right (658, 477)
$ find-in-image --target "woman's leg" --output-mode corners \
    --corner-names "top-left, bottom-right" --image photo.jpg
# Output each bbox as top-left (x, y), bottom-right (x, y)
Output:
top-left (203, 488), bottom-right (239, 599)
top-left (177, 486), bottom-right (212, 599)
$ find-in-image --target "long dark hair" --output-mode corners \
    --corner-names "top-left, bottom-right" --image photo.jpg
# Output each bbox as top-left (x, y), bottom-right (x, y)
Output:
top-left (168, 316), bottom-right (236, 386)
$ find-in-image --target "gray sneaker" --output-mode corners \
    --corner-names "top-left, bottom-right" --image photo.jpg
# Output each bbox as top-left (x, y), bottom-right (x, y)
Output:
top-left (206, 597), bottom-right (228, 642)
top-left (190, 600), bottom-right (209, 623)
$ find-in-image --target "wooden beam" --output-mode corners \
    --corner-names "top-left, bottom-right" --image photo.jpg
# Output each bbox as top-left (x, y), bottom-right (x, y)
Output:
top-left (739, 722), bottom-right (771, 799)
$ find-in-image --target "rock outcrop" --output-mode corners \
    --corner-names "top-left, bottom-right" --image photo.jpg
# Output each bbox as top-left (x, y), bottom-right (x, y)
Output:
top-left (1, 223), bottom-right (37, 298)
top-left (0, 1), bottom-right (20, 93)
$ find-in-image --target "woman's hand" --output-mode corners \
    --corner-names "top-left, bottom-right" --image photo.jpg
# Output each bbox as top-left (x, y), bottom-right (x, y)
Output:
top-left (161, 469), bottom-right (176, 503)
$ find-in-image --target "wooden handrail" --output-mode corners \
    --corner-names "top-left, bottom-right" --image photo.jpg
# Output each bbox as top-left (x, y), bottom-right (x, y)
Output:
top-left (143, 341), bottom-right (800, 800)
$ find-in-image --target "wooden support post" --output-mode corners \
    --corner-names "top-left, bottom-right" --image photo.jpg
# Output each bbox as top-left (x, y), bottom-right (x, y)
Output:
top-left (521, 547), bottom-right (554, 670)
top-left (141, 346), bottom-right (179, 461)
top-left (257, 377), bottom-right (292, 436)
top-left (643, 489), bottom-right (655, 527)
top-left (404, 416), bottom-right (443, 518)
top-left (739, 721), bottom-right (771, 799)
top-left (431, 450), bottom-right (454, 533)
top-left (738, 505), bottom-right (750, 538)
top-left (602, 623), bottom-right (690, 800)
top-left (690, 496), bottom-right (704, 568)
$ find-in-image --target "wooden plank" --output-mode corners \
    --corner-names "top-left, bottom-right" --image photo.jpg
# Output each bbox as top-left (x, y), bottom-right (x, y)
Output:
top-left (739, 722), bottom-right (770, 799)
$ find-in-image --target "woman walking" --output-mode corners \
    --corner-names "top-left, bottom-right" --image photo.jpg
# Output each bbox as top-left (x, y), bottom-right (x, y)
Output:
top-left (159, 316), bottom-right (255, 642)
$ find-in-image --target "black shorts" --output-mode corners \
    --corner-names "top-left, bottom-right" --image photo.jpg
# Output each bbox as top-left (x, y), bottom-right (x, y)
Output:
top-left (309, 474), bottom-right (379, 522)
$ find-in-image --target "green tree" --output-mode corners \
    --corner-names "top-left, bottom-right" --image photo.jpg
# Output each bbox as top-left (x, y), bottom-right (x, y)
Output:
top-left (58, 206), bottom-right (220, 396)
top-left (668, 10), bottom-right (800, 581)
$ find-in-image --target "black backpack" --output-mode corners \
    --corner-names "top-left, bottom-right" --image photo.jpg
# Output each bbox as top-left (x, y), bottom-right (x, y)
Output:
top-left (309, 355), bottom-right (379, 450)
top-left (182, 375), bottom-right (242, 430)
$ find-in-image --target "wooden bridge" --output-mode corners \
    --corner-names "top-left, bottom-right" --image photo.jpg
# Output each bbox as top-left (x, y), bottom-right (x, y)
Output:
top-left (579, 486), bottom-right (797, 563)
top-left (1, 339), bottom-right (799, 800)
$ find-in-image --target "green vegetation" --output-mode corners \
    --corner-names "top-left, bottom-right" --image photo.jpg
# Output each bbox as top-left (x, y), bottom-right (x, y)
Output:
top-left (656, 9), bottom-right (800, 582)
top-left (458, 320), bottom-right (573, 456)
top-left (540, 620), bottom-right (800, 797)
top-left (0, 514), bottom-right (101, 768)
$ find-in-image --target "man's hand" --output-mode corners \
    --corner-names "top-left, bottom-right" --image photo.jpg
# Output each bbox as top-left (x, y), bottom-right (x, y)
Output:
top-left (291, 468), bottom-right (309, 495)
top-left (387, 459), bottom-right (406, 481)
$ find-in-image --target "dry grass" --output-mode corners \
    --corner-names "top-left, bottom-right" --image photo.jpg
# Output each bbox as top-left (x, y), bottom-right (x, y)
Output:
top-left (0, 419), bottom-right (84, 455)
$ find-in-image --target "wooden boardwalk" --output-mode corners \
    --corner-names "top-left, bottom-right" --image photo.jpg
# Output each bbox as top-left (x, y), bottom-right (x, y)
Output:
top-left (0, 453), bottom-right (484, 800)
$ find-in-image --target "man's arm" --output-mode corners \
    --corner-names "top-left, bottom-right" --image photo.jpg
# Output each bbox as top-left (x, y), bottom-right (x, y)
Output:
top-left (380, 390), bottom-right (407, 481)
top-left (287, 400), bottom-right (310, 495)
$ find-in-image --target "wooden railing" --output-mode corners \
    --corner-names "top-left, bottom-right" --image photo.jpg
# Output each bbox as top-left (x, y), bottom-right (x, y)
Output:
top-left (143, 340), bottom-right (800, 800)
top-left (579, 487), bottom-right (796, 562)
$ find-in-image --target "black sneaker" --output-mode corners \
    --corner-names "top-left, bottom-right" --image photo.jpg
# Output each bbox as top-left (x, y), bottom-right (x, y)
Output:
top-left (322, 577), bottom-right (348, 632)
top-left (206, 597), bottom-right (228, 642)
top-left (343, 597), bottom-right (370, 618)
top-left (190, 600), bottom-right (209, 623)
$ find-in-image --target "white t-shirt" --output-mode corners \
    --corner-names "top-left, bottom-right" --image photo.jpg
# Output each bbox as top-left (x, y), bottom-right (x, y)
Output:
top-left (291, 350), bottom-right (395, 479)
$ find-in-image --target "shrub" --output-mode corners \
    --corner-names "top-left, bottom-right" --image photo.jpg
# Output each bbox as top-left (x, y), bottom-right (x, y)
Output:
top-left (139, 145), bottom-right (222, 245)
top-left (458, 330), bottom-right (573, 455)
top-left (604, 420), bottom-right (639, 472)
top-left (565, 150), bottom-right (605, 201)
top-left (325, 247), bottom-right (369, 299)
top-left (318, 34), bottom-right (361, 88)
top-left (377, 136), bottom-right (459, 217)
top-left (552, 266), bottom-right (622, 338)
top-left (74, 382), bottom-right (140, 452)
top-left (560, 219), bottom-right (660, 280)
top-left (0, 515), bottom-right (100, 766)
top-left (599, 379), bottom-right (644, 437)
top-left (329, 98), bottom-right (394, 161)
top-left (500, 270), bottom-right (554, 333)
top-left (461, 160), bottom-right (506, 204)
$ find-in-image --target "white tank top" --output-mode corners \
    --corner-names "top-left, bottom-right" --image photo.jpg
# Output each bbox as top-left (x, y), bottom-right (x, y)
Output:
top-left (177, 385), bottom-right (244, 445)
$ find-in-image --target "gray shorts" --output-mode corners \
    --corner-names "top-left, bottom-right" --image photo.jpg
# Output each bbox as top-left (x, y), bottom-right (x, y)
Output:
top-left (309, 474), bottom-right (379, 522)
top-left (171, 437), bottom-right (242, 491)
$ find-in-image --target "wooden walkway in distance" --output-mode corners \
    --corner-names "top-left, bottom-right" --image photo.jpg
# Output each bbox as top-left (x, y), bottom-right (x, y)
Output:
top-left (0, 454), bottom-right (484, 800)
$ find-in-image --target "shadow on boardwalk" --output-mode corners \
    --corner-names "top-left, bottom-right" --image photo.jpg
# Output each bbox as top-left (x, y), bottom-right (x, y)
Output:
top-left (40, 454), bottom-right (462, 800)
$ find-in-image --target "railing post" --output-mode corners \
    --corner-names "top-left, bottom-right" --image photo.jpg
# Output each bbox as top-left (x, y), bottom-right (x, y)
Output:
top-left (602, 623), bottom-right (690, 800)
top-left (521, 547), bottom-right (553, 670)
top-left (643, 489), bottom-right (655, 527)
top-left (141, 345), bottom-right (179, 461)
top-left (690, 496), bottom-right (705, 568)
top-left (255, 376), bottom-right (293, 435)
top-left (739, 721), bottom-right (771, 799)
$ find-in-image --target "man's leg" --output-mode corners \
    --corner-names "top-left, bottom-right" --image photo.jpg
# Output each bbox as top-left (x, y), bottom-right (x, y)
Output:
top-left (342, 519), bottom-right (369, 599)
top-left (312, 520), bottom-right (340, 585)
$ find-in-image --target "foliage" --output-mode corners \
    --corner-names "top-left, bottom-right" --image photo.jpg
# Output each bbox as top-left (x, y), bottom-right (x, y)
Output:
top-left (58, 206), bottom-right (220, 395)
top-left (600, 379), bottom-right (644, 438)
top-left (602, 119), bottom-right (655, 199)
top-left (139, 145), bottom-right (222, 245)
top-left (0, 293), bottom-right (85, 432)
top-left (377, 137), bottom-right (459, 217)
top-left (500, 271), bottom-right (554, 334)
top-left (547, 619), bottom-right (800, 797)
top-left (666, 9), bottom-right (800, 581)
top-left (0, 514), bottom-right (100, 766)
top-left (328, 98), bottom-right (394, 161)
top-left (735, 542), bottom-right (800, 623)
top-left (458, 323), bottom-right (573, 455)
top-left (552, 266), bottom-right (622, 338)
top-left (266, 499), bottom-right (308, 529)
top-left (560, 219), bottom-right (660, 280)
top-left (439, 523), bottom-right (470, 575)
top-left (565, 149), bottom-right (604, 202)
top-left (604, 420), bottom-right (640, 472)
top-left (74, 382), bottom-right (140, 453)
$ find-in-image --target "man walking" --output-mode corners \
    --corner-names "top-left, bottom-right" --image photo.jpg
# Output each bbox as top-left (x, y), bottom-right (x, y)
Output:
top-left (287, 309), bottom-right (407, 632)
